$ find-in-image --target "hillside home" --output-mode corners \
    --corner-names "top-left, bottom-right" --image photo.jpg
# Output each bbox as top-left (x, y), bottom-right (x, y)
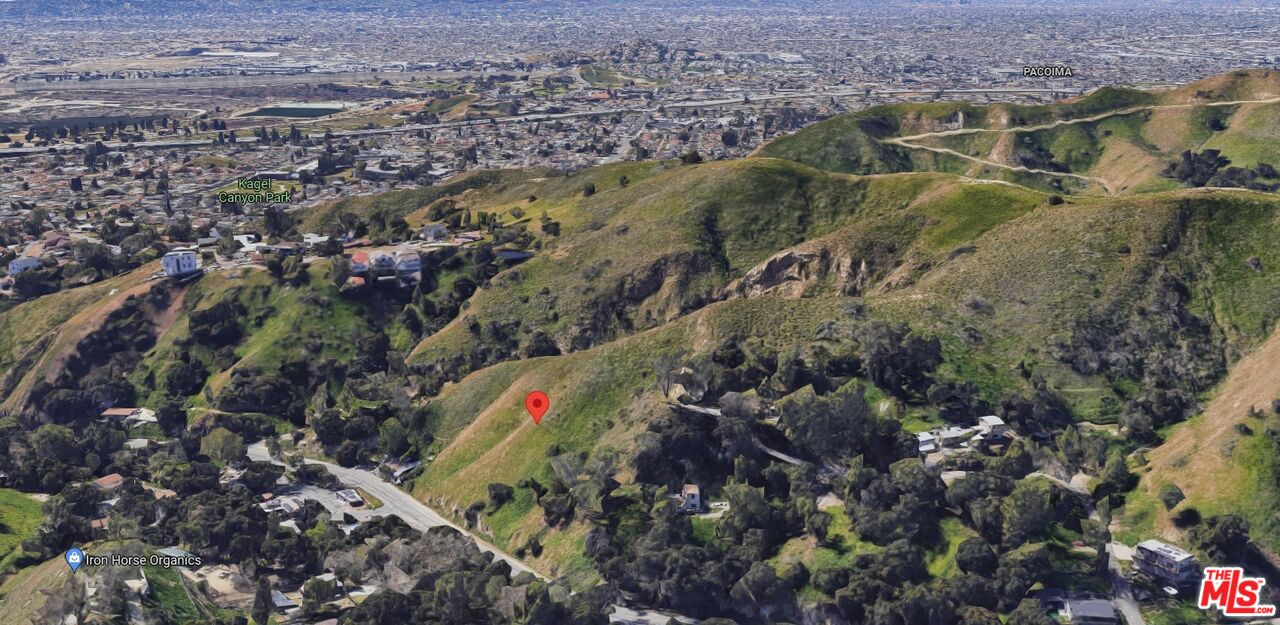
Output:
top-left (680, 484), bottom-right (702, 513)
top-left (349, 251), bottom-right (370, 274)
top-left (1134, 539), bottom-right (1200, 586)
top-left (93, 473), bottom-right (126, 492)
top-left (271, 590), bottom-right (299, 613)
top-left (976, 415), bottom-right (1008, 437)
top-left (394, 249), bottom-right (421, 274)
top-left (162, 248), bottom-right (199, 277)
top-left (101, 407), bottom-right (158, 427)
top-left (260, 496), bottom-right (305, 517)
top-left (939, 426), bottom-right (969, 448)
top-left (1063, 599), bottom-right (1120, 625)
top-left (370, 251), bottom-right (396, 276)
top-left (302, 233), bottom-right (331, 249)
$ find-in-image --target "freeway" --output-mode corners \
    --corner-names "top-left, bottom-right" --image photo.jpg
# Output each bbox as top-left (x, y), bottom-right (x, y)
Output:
top-left (662, 86), bottom-right (1086, 109)
top-left (245, 442), bottom-right (694, 625)
top-left (7, 69), bottom-right (554, 93)
top-left (0, 83), bottom-right (1094, 159)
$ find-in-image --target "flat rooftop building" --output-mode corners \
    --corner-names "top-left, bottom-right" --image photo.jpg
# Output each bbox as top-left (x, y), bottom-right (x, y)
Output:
top-left (1134, 539), bottom-right (1200, 586)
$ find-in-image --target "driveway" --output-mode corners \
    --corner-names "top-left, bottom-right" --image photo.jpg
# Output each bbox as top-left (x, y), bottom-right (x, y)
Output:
top-left (1108, 543), bottom-right (1147, 625)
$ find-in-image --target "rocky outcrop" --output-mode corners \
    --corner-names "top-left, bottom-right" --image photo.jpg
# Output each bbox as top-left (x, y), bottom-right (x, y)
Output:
top-left (733, 250), bottom-right (823, 298)
top-left (730, 248), bottom-right (872, 299)
top-left (564, 250), bottom-right (724, 351)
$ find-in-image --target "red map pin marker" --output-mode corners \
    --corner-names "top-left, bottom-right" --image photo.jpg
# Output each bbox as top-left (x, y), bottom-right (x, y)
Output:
top-left (525, 390), bottom-right (550, 425)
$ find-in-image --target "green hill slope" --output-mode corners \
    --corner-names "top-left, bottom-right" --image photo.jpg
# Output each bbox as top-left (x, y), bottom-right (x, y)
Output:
top-left (10, 70), bottom-right (1280, 600)
top-left (406, 159), bottom-right (1047, 381)
top-left (761, 70), bottom-right (1280, 196)
top-left (396, 156), bottom-right (1280, 572)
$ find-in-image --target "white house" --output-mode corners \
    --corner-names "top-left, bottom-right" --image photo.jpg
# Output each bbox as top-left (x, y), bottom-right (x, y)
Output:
top-left (976, 415), bottom-right (1008, 438)
top-left (917, 431), bottom-right (938, 454)
top-left (260, 496), bottom-right (304, 517)
top-left (7, 256), bottom-right (42, 275)
top-left (680, 484), bottom-right (702, 512)
top-left (302, 233), bottom-right (331, 248)
top-left (1134, 539), bottom-right (1200, 586)
top-left (939, 426), bottom-right (970, 448)
top-left (162, 248), bottom-right (199, 277)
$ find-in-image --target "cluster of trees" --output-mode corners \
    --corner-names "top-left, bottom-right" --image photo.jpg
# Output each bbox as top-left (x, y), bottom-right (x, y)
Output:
top-left (28, 292), bottom-right (166, 424)
top-left (588, 432), bottom-right (1068, 624)
top-left (1162, 149), bottom-right (1279, 191)
top-left (557, 308), bottom-right (1153, 622)
top-left (19, 116), bottom-right (168, 146)
top-left (15, 414), bottom-right (614, 625)
top-left (1059, 265), bottom-right (1223, 442)
top-left (312, 401), bottom-right (430, 468)
top-left (328, 521), bottom-right (614, 625)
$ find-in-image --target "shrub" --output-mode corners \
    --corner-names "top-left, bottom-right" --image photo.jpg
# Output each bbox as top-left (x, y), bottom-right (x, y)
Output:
top-left (1159, 483), bottom-right (1185, 510)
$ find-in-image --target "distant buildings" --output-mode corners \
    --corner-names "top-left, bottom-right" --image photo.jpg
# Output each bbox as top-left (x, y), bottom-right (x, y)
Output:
top-left (7, 256), bottom-right (42, 275)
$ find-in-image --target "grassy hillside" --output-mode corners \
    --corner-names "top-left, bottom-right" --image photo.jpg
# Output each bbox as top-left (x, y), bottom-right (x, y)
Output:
top-left (0, 489), bottom-right (41, 574)
top-left (396, 170), bottom-right (1280, 577)
top-left (382, 142), bottom-right (1280, 576)
top-left (412, 294), bottom-right (849, 583)
top-left (297, 168), bottom-right (544, 236)
top-left (0, 552), bottom-right (66, 624)
top-left (761, 70), bottom-right (1280, 197)
top-left (8, 70), bottom-right (1280, 591)
top-left (0, 264), bottom-right (162, 415)
top-left (131, 266), bottom-right (357, 402)
top-left (407, 160), bottom-right (1049, 377)
top-left (1138, 323), bottom-right (1280, 551)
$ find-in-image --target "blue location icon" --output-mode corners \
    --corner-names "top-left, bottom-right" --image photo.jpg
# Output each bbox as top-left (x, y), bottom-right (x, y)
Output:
top-left (65, 547), bottom-right (84, 573)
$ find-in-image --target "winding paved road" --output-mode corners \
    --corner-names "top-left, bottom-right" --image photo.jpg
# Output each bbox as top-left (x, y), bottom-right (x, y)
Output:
top-left (248, 441), bottom-right (539, 577)
top-left (246, 442), bottom-right (694, 624)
